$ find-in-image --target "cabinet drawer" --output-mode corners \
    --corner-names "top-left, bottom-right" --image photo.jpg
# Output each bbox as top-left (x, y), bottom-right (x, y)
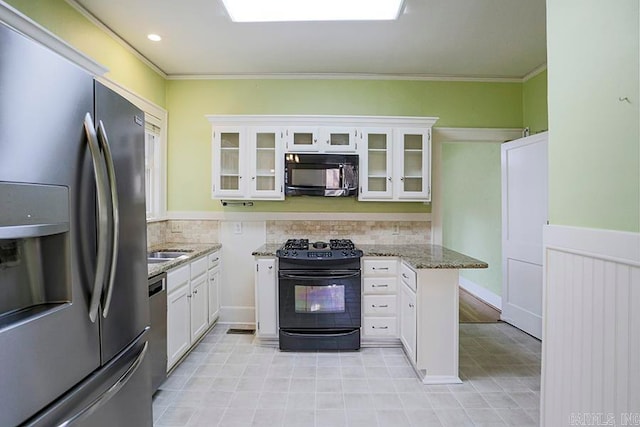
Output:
top-left (363, 295), bottom-right (397, 315)
top-left (363, 277), bottom-right (397, 294)
top-left (400, 262), bottom-right (417, 292)
top-left (362, 258), bottom-right (398, 276)
top-left (167, 264), bottom-right (190, 293)
top-left (208, 251), bottom-right (221, 270)
top-left (190, 256), bottom-right (207, 279)
top-left (363, 317), bottom-right (397, 336)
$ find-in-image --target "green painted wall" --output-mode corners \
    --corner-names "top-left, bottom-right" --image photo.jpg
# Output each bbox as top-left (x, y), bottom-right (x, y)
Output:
top-left (523, 69), bottom-right (548, 134)
top-left (547, 0), bottom-right (639, 233)
top-left (442, 142), bottom-right (502, 296)
top-left (4, 0), bottom-right (166, 107)
top-left (166, 79), bottom-right (523, 212)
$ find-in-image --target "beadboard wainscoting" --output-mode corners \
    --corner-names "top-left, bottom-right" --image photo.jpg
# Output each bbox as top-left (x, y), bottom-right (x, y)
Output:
top-left (541, 225), bottom-right (640, 426)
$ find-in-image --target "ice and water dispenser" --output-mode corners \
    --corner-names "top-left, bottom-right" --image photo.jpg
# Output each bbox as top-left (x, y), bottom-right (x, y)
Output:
top-left (0, 182), bottom-right (71, 327)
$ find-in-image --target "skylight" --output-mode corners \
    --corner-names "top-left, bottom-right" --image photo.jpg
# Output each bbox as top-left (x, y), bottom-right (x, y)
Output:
top-left (221, 0), bottom-right (405, 23)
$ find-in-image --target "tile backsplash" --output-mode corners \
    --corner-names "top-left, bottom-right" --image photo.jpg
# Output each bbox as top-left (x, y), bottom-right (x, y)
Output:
top-left (146, 220), bottom-right (220, 247)
top-left (265, 220), bottom-right (430, 244)
top-left (148, 219), bottom-right (430, 248)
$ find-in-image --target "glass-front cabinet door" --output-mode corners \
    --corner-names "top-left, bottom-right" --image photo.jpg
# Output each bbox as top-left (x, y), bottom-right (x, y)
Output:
top-left (285, 127), bottom-right (319, 152)
top-left (248, 127), bottom-right (284, 199)
top-left (394, 128), bottom-right (431, 201)
top-left (212, 126), bottom-right (245, 198)
top-left (359, 128), bottom-right (393, 200)
top-left (321, 127), bottom-right (357, 152)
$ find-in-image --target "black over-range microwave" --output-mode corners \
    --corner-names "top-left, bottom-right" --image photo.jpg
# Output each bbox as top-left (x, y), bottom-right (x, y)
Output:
top-left (284, 153), bottom-right (359, 197)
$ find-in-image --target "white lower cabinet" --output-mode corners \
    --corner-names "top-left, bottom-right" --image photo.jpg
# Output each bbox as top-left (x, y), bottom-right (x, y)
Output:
top-left (208, 251), bottom-right (221, 323)
top-left (166, 251), bottom-right (222, 371)
top-left (190, 273), bottom-right (209, 341)
top-left (255, 257), bottom-right (278, 339)
top-left (167, 264), bottom-right (191, 369)
top-left (361, 257), bottom-right (398, 342)
top-left (399, 272), bottom-right (417, 364)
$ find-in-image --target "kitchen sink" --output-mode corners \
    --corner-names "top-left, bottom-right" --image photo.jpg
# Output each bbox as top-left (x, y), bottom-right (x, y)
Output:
top-left (147, 258), bottom-right (172, 264)
top-left (148, 250), bottom-right (192, 259)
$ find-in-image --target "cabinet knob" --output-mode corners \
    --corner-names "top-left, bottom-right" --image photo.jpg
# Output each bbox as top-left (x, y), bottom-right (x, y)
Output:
top-left (400, 177), bottom-right (405, 181)
top-left (187, 294), bottom-right (192, 298)
top-left (193, 289), bottom-right (198, 294)
top-left (409, 303), bottom-right (414, 308)
top-left (388, 177), bottom-right (392, 182)
top-left (268, 265), bottom-right (273, 270)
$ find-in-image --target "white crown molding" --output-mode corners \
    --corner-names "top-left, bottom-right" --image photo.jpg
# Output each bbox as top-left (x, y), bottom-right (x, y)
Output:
top-left (206, 114), bottom-right (439, 127)
top-left (64, 0), bottom-right (167, 79)
top-left (522, 64), bottom-right (547, 82)
top-left (96, 76), bottom-right (167, 124)
top-left (0, 1), bottom-right (107, 76)
top-left (167, 211), bottom-right (431, 222)
top-left (433, 127), bottom-right (523, 143)
top-left (168, 72), bottom-right (524, 83)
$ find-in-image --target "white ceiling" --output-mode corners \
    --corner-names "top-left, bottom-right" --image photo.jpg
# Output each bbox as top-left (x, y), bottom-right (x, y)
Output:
top-left (71, 0), bottom-right (546, 80)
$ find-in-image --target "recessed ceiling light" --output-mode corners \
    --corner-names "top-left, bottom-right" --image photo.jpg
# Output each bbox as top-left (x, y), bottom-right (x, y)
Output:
top-left (147, 34), bottom-right (162, 42)
top-left (221, 0), bottom-right (405, 22)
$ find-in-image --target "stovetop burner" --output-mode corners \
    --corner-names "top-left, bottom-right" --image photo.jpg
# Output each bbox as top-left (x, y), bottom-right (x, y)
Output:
top-left (277, 238), bottom-right (362, 260)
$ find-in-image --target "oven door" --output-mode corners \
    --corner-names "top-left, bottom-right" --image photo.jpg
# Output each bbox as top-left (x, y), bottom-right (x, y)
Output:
top-left (278, 270), bottom-right (361, 330)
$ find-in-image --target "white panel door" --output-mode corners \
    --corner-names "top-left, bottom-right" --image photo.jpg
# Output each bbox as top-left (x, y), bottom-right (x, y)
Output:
top-left (501, 132), bottom-right (548, 339)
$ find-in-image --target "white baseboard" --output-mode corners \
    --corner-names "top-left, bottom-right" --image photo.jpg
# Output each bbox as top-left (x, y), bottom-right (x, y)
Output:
top-left (458, 276), bottom-right (502, 310)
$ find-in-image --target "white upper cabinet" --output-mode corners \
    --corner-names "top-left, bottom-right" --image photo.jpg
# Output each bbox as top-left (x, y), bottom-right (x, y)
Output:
top-left (212, 126), bottom-right (245, 198)
top-left (359, 128), bottom-right (394, 200)
top-left (208, 115), bottom-right (437, 202)
top-left (248, 127), bottom-right (284, 199)
top-left (359, 126), bottom-right (432, 202)
top-left (395, 128), bottom-right (431, 201)
top-left (211, 124), bottom-right (284, 200)
top-left (285, 126), bottom-right (357, 153)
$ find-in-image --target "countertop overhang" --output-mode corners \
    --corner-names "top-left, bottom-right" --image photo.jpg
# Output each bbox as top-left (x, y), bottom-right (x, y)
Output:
top-left (252, 243), bottom-right (487, 270)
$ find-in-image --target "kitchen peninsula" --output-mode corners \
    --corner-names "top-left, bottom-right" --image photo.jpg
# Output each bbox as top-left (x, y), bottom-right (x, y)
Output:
top-left (253, 242), bottom-right (487, 384)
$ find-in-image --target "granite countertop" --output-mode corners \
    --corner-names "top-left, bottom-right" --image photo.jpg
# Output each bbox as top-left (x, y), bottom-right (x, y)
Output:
top-left (358, 244), bottom-right (487, 269)
top-left (148, 242), bottom-right (222, 278)
top-left (252, 243), bottom-right (487, 270)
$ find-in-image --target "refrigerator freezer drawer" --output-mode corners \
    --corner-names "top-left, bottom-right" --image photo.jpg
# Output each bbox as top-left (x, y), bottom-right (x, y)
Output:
top-left (24, 330), bottom-right (152, 427)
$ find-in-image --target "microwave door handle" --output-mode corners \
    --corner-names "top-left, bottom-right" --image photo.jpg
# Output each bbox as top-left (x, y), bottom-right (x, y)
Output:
top-left (97, 121), bottom-right (119, 318)
top-left (83, 113), bottom-right (109, 323)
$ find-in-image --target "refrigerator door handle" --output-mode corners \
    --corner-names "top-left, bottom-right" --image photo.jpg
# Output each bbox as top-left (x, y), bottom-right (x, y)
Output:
top-left (83, 113), bottom-right (110, 323)
top-left (56, 341), bottom-right (149, 427)
top-left (97, 120), bottom-right (119, 318)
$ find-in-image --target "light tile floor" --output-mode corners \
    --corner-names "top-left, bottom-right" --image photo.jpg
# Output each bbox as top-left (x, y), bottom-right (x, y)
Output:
top-left (153, 322), bottom-right (541, 427)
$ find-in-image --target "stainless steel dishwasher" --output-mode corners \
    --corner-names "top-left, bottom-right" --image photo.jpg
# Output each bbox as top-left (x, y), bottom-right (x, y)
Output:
top-left (148, 272), bottom-right (167, 393)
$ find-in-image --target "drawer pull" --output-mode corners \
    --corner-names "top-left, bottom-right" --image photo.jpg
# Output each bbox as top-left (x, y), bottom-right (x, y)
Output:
top-left (371, 284), bottom-right (388, 288)
top-left (372, 304), bottom-right (388, 308)
top-left (373, 267), bottom-right (389, 271)
top-left (372, 326), bottom-right (389, 329)
top-left (211, 257), bottom-right (220, 262)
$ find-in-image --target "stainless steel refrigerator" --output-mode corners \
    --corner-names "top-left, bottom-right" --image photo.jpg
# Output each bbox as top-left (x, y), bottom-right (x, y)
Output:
top-left (0, 22), bottom-right (152, 426)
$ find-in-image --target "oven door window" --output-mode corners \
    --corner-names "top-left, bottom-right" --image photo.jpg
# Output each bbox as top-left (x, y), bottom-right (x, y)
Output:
top-left (294, 284), bottom-right (345, 313)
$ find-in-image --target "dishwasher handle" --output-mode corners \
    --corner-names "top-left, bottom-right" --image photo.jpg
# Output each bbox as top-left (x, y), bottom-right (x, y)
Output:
top-left (148, 277), bottom-right (166, 297)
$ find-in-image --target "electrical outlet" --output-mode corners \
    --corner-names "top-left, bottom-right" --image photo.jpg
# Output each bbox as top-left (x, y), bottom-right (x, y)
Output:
top-left (170, 221), bottom-right (183, 233)
top-left (392, 224), bottom-right (400, 235)
top-left (233, 222), bottom-right (243, 234)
